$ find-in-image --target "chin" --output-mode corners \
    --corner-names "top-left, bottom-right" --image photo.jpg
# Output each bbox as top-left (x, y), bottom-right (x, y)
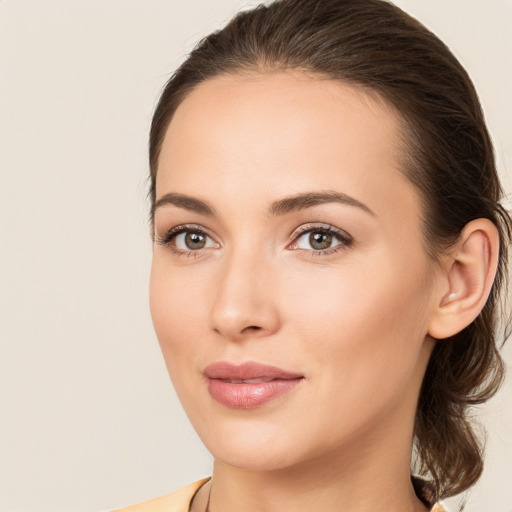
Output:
top-left (196, 418), bottom-right (308, 471)
top-left (209, 442), bottom-right (299, 472)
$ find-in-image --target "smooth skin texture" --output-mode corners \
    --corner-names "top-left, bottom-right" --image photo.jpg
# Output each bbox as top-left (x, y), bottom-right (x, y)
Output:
top-left (149, 72), bottom-right (499, 512)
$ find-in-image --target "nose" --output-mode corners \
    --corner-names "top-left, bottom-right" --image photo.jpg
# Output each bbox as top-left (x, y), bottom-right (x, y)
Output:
top-left (207, 249), bottom-right (281, 342)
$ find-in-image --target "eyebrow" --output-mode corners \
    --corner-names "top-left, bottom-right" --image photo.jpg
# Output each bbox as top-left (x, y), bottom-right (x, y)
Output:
top-left (153, 190), bottom-right (375, 217)
top-left (268, 190), bottom-right (375, 217)
top-left (153, 192), bottom-right (217, 217)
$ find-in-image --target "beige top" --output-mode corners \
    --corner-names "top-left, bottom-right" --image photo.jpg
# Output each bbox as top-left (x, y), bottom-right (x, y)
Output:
top-left (114, 478), bottom-right (446, 512)
top-left (113, 479), bottom-right (210, 512)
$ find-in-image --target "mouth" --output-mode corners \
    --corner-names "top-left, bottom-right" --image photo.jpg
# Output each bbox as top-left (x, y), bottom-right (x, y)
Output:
top-left (204, 361), bottom-right (304, 409)
top-left (220, 377), bottom-right (276, 384)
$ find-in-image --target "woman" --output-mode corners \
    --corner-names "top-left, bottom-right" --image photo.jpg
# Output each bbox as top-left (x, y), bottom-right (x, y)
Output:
top-left (117, 0), bottom-right (511, 510)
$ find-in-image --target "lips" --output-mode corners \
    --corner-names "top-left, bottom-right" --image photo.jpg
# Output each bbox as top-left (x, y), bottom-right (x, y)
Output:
top-left (204, 361), bottom-right (304, 409)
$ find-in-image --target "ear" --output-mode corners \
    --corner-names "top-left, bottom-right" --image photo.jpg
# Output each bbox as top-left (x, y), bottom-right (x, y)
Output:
top-left (428, 218), bottom-right (500, 340)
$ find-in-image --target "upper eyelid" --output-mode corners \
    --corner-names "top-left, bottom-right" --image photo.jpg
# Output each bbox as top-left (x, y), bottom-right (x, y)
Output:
top-left (289, 223), bottom-right (352, 239)
top-left (155, 224), bottom-right (216, 245)
top-left (158, 223), bottom-right (212, 237)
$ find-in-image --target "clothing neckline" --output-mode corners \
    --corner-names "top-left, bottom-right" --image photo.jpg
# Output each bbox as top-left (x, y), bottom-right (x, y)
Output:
top-left (189, 476), bottom-right (441, 512)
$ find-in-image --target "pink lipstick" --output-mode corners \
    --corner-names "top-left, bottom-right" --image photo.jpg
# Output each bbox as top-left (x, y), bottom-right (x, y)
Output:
top-left (204, 361), bottom-right (304, 409)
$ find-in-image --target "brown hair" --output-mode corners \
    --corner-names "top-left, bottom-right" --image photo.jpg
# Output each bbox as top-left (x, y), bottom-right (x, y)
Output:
top-left (148, 0), bottom-right (511, 500)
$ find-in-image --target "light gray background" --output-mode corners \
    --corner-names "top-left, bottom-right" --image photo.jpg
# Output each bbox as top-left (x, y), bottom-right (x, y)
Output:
top-left (1, 1), bottom-right (511, 511)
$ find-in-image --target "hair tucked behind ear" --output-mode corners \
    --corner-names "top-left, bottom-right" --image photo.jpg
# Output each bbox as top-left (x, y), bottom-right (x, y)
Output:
top-left (148, 0), bottom-right (511, 499)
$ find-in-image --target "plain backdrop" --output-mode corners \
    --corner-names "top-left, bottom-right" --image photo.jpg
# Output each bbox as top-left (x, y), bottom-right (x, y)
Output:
top-left (1, 1), bottom-right (511, 511)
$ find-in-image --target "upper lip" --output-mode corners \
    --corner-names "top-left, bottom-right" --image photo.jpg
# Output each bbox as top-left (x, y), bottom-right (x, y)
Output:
top-left (204, 361), bottom-right (303, 381)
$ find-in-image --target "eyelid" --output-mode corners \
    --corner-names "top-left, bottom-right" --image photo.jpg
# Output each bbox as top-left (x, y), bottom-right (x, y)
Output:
top-left (155, 224), bottom-right (220, 256)
top-left (156, 223), bottom-right (207, 243)
top-left (287, 223), bottom-right (354, 252)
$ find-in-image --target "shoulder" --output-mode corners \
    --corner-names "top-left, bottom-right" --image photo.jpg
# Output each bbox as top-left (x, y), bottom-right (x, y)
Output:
top-left (431, 504), bottom-right (447, 512)
top-left (113, 478), bottom-right (210, 512)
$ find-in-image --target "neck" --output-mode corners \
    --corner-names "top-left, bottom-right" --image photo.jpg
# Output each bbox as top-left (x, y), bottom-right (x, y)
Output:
top-left (203, 421), bottom-right (429, 512)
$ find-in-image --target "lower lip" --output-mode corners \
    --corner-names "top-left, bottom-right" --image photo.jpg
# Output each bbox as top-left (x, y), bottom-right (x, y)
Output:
top-left (207, 378), bottom-right (303, 409)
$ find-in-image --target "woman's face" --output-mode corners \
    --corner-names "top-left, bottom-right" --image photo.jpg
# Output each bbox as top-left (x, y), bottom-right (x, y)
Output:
top-left (150, 72), bottom-right (440, 471)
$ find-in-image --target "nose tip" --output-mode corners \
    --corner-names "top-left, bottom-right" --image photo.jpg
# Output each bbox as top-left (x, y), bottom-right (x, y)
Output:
top-left (207, 259), bottom-right (281, 341)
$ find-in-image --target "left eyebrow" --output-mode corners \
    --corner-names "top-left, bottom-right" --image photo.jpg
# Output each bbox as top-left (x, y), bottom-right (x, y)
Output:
top-left (268, 191), bottom-right (376, 217)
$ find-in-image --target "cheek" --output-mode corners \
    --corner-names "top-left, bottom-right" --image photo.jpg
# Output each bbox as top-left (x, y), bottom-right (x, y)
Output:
top-left (149, 259), bottom-right (206, 366)
top-left (280, 248), bottom-right (433, 378)
top-left (274, 253), bottom-right (433, 443)
top-left (149, 261), bottom-right (214, 421)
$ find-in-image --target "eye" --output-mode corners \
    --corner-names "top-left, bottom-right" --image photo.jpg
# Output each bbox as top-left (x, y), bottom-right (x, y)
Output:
top-left (297, 230), bottom-right (338, 251)
top-left (288, 224), bottom-right (353, 254)
top-left (156, 225), bottom-right (219, 256)
top-left (174, 231), bottom-right (214, 250)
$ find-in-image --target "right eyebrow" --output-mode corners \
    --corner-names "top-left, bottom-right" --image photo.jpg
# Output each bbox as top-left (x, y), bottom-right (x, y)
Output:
top-left (152, 192), bottom-right (216, 217)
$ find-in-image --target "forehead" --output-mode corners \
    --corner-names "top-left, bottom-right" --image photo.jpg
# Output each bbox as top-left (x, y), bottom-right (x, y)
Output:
top-left (157, 71), bottom-right (421, 231)
top-left (165, 71), bottom-right (406, 158)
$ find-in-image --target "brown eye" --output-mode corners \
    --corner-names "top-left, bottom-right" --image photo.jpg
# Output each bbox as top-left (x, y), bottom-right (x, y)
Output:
top-left (309, 231), bottom-right (333, 250)
top-left (156, 226), bottom-right (219, 253)
top-left (185, 232), bottom-right (206, 250)
top-left (289, 224), bottom-right (353, 254)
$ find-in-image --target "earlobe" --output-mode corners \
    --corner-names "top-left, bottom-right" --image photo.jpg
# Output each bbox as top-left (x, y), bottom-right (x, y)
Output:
top-left (428, 219), bottom-right (500, 340)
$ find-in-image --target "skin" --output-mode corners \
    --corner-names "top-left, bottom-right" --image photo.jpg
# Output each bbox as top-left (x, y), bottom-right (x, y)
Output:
top-left (149, 71), bottom-right (498, 512)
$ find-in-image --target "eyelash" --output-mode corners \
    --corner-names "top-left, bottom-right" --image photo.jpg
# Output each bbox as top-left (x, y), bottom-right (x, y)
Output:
top-left (155, 224), bottom-right (216, 258)
top-left (155, 223), bottom-right (354, 258)
top-left (288, 223), bottom-right (354, 256)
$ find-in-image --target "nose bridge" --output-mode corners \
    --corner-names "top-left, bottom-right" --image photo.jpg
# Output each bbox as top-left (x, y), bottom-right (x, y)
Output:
top-left (208, 239), bottom-right (280, 340)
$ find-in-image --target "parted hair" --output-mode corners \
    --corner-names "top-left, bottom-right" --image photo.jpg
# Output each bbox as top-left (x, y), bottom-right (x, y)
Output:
top-left (148, 0), bottom-right (511, 500)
